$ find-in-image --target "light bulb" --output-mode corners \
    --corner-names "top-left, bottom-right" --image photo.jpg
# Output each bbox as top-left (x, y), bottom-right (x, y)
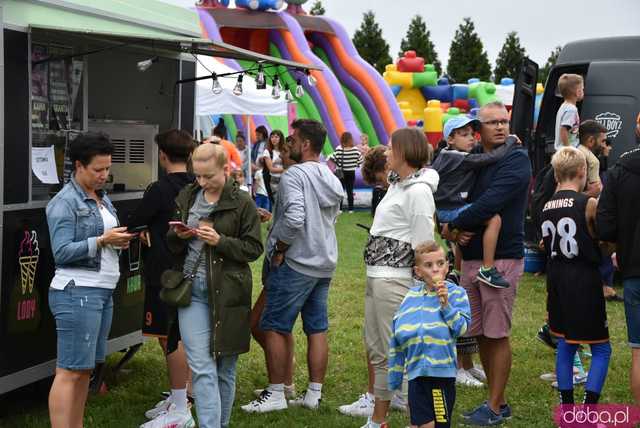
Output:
top-left (272, 77), bottom-right (281, 99)
top-left (137, 56), bottom-right (158, 72)
top-left (256, 65), bottom-right (266, 89)
top-left (233, 74), bottom-right (244, 96)
top-left (295, 79), bottom-right (304, 97)
top-left (307, 70), bottom-right (317, 86)
top-left (211, 74), bottom-right (223, 95)
top-left (285, 85), bottom-right (294, 102)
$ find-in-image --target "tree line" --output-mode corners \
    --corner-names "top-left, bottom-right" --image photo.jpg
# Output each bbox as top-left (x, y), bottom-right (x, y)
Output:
top-left (309, 1), bottom-right (559, 84)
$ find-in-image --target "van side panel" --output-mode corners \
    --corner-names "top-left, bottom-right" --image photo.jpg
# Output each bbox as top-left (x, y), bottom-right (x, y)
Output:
top-left (581, 61), bottom-right (640, 162)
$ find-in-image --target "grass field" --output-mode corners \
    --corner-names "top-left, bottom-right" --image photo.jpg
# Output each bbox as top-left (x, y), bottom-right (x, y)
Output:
top-left (0, 211), bottom-right (632, 427)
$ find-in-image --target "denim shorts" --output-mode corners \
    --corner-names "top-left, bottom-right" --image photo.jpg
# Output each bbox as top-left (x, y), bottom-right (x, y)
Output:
top-left (436, 204), bottom-right (472, 224)
top-left (623, 277), bottom-right (640, 348)
top-left (260, 262), bottom-right (331, 335)
top-left (48, 283), bottom-right (114, 370)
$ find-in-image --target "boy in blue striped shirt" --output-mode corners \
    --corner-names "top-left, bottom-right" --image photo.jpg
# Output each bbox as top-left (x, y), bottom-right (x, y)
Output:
top-left (389, 241), bottom-right (471, 428)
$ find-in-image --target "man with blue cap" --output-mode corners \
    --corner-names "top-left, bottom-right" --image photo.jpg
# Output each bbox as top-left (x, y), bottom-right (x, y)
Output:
top-left (432, 115), bottom-right (518, 290)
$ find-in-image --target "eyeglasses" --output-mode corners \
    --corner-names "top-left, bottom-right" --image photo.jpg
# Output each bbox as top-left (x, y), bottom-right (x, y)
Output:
top-left (481, 119), bottom-right (510, 128)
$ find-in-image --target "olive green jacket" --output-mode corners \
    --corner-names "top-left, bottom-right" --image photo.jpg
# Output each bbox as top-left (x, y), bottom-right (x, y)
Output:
top-left (166, 178), bottom-right (262, 357)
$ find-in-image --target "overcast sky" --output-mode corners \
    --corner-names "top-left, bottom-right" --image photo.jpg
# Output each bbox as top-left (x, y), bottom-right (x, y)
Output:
top-left (161, 0), bottom-right (640, 69)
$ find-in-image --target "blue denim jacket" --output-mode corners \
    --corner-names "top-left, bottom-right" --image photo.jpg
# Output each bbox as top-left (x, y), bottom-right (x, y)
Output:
top-left (46, 176), bottom-right (118, 271)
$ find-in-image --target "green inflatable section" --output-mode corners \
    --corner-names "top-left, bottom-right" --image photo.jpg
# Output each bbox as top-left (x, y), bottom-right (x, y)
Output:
top-left (312, 46), bottom-right (381, 147)
top-left (267, 44), bottom-right (333, 155)
top-left (412, 64), bottom-right (439, 88)
top-left (224, 114), bottom-right (237, 139)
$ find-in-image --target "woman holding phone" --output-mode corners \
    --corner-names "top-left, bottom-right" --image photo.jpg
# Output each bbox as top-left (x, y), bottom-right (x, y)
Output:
top-left (167, 143), bottom-right (262, 428)
top-left (46, 132), bottom-right (135, 428)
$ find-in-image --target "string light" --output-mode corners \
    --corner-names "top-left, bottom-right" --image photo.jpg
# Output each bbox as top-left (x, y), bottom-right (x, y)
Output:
top-left (295, 79), bottom-right (304, 97)
top-left (285, 84), bottom-right (294, 102)
top-left (211, 73), bottom-right (223, 95)
top-left (233, 74), bottom-right (244, 96)
top-left (256, 64), bottom-right (266, 89)
top-left (306, 69), bottom-right (317, 86)
top-left (271, 76), bottom-right (281, 99)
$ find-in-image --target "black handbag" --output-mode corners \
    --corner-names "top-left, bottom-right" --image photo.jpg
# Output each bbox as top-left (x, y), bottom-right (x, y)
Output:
top-left (159, 250), bottom-right (205, 307)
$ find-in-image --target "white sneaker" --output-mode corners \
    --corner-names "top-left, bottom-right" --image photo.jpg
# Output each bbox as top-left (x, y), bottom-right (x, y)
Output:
top-left (144, 399), bottom-right (176, 420)
top-left (456, 369), bottom-right (484, 387)
top-left (338, 393), bottom-right (374, 417)
top-left (360, 417), bottom-right (388, 428)
top-left (241, 389), bottom-right (288, 413)
top-left (552, 373), bottom-right (588, 389)
top-left (139, 409), bottom-right (195, 428)
top-left (288, 391), bottom-right (321, 410)
top-left (540, 372), bottom-right (557, 382)
top-left (390, 392), bottom-right (408, 412)
top-left (254, 385), bottom-right (296, 400)
top-left (468, 365), bottom-right (487, 383)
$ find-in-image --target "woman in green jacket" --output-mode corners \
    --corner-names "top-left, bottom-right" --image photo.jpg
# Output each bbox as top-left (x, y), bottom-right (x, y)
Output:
top-left (167, 143), bottom-right (262, 428)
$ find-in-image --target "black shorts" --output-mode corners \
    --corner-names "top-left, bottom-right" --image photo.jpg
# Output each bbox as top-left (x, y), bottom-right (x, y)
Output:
top-left (408, 377), bottom-right (456, 427)
top-left (142, 285), bottom-right (170, 338)
top-left (547, 261), bottom-right (609, 344)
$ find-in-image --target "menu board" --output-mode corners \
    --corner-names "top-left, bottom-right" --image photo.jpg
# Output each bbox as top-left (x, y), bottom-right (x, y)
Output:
top-left (31, 45), bottom-right (49, 130)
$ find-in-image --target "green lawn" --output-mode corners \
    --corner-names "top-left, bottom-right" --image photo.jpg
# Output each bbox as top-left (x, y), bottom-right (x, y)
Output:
top-left (0, 212), bottom-right (632, 427)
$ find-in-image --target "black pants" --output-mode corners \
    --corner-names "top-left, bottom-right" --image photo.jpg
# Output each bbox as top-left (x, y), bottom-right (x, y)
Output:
top-left (340, 170), bottom-right (355, 211)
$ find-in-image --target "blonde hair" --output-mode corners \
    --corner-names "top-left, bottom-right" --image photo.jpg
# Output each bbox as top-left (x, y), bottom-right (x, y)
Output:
top-left (557, 74), bottom-right (584, 98)
top-left (552, 146), bottom-right (586, 183)
top-left (414, 241), bottom-right (445, 264)
top-left (192, 143), bottom-right (227, 169)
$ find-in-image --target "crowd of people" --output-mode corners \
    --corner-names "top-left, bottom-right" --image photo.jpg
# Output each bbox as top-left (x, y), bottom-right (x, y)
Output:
top-left (44, 82), bottom-right (640, 427)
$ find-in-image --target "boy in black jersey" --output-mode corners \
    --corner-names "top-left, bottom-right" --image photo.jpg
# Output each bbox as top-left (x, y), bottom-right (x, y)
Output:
top-left (541, 147), bottom-right (611, 406)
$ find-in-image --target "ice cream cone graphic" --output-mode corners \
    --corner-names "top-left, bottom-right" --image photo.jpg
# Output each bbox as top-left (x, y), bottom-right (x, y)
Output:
top-left (18, 231), bottom-right (40, 294)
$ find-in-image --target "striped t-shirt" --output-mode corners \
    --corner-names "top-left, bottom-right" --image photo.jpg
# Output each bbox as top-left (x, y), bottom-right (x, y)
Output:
top-left (329, 146), bottom-right (363, 171)
top-left (388, 280), bottom-right (471, 389)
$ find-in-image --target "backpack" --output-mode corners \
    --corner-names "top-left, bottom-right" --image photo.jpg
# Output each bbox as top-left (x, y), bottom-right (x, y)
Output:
top-left (529, 164), bottom-right (557, 241)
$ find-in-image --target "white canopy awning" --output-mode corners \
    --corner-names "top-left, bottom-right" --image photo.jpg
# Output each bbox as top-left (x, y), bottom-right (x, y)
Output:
top-left (195, 56), bottom-right (288, 116)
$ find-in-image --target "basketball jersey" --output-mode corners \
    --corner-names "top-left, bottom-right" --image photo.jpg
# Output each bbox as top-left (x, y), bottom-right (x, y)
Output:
top-left (540, 190), bottom-right (601, 266)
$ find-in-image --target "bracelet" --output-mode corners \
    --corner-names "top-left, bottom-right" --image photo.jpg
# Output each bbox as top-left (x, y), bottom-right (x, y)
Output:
top-left (97, 235), bottom-right (104, 249)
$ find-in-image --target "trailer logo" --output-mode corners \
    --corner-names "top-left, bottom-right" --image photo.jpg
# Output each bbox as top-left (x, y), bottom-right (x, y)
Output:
top-left (8, 231), bottom-right (42, 333)
top-left (595, 112), bottom-right (623, 139)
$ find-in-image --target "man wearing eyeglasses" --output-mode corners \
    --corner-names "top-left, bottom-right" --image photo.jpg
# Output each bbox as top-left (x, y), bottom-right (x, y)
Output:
top-left (442, 101), bottom-right (531, 426)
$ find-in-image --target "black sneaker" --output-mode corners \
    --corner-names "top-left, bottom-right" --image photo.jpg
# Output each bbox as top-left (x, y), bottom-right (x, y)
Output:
top-left (477, 267), bottom-right (510, 289)
top-left (536, 323), bottom-right (558, 350)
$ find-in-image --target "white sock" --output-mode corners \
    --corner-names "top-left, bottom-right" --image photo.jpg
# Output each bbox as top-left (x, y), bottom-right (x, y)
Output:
top-left (367, 420), bottom-right (382, 428)
top-left (307, 382), bottom-right (322, 401)
top-left (170, 388), bottom-right (188, 412)
top-left (284, 384), bottom-right (296, 393)
top-left (267, 383), bottom-right (285, 398)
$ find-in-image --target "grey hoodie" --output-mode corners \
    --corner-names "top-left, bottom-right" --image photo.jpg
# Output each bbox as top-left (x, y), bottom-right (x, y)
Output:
top-left (268, 161), bottom-right (344, 278)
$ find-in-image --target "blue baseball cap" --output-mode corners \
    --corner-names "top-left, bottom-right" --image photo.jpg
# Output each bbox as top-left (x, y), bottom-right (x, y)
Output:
top-left (443, 116), bottom-right (480, 139)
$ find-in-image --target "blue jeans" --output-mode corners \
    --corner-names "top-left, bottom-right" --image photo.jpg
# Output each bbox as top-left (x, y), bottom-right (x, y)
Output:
top-left (178, 276), bottom-right (238, 428)
top-left (624, 277), bottom-right (640, 348)
top-left (48, 283), bottom-right (113, 370)
top-left (260, 262), bottom-right (331, 335)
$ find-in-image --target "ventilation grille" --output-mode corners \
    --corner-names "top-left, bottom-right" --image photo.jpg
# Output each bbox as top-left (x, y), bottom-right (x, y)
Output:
top-left (110, 139), bottom-right (146, 164)
top-left (129, 140), bottom-right (146, 163)
top-left (112, 139), bottom-right (126, 163)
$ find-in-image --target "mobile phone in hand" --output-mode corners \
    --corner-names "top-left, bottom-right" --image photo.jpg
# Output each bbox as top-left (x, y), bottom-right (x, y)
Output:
top-left (127, 225), bottom-right (148, 234)
top-left (168, 221), bottom-right (194, 232)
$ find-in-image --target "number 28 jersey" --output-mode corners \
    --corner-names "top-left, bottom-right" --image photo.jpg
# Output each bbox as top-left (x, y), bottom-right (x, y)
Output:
top-left (540, 190), bottom-right (601, 265)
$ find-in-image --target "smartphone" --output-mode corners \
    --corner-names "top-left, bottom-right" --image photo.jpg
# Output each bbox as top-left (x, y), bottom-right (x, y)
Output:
top-left (127, 225), bottom-right (148, 234)
top-left (168, 221), bottom-right (194, 232)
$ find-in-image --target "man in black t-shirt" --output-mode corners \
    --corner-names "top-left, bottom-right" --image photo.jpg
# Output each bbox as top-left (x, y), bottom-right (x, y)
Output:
top-left (129, 130), bottom-right (195, 425)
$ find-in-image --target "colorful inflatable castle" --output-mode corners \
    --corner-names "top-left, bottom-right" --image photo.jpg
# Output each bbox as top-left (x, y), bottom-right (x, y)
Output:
top-left (195, 0), bottom-right (404, 155)
top-left (384, 51), bottom-right (544, 146)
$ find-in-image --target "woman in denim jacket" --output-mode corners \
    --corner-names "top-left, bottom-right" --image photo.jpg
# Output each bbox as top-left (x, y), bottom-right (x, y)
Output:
top-left (46, 132), bottom-right (135, 428)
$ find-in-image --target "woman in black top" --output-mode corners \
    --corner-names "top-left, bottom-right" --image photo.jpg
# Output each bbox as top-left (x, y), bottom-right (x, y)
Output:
top-left (128, 129), bottom-right (196, 423)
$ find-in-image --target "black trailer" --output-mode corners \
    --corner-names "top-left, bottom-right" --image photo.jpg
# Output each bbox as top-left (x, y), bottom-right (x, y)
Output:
top-left (0, 0), bottom-right (315, 394)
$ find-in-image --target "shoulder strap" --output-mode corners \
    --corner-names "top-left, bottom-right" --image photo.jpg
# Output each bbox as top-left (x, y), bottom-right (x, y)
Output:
top-left (188, 247), bottom-right (206, 277)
